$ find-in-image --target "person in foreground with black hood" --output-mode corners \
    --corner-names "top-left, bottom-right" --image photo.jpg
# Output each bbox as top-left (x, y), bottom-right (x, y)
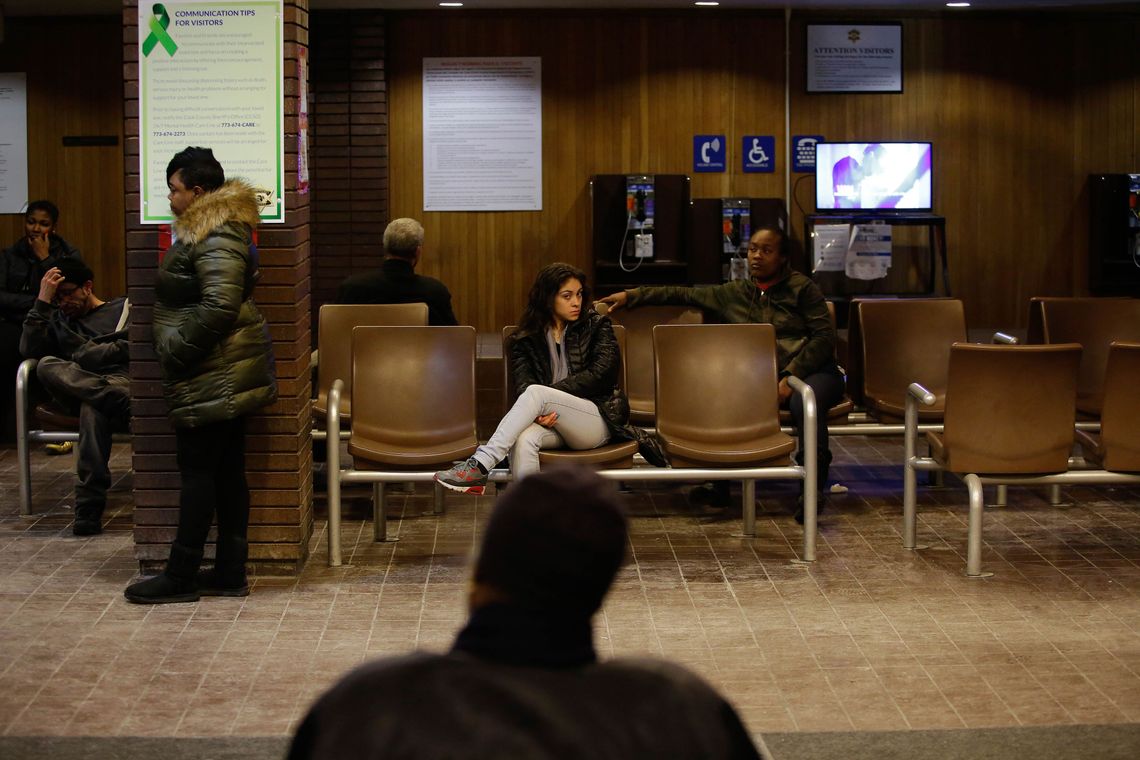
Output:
top-left (289, 466), bottom-right (762, 760)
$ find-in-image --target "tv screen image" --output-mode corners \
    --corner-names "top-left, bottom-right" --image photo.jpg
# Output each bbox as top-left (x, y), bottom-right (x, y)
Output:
top-left (815, 142), bottom-right (933, 212)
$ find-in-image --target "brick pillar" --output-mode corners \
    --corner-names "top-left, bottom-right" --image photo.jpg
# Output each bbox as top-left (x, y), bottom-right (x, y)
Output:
top-left (123, 0), bottom-right (314, 573)
top-left (308, 10), bottom-right (388, 324)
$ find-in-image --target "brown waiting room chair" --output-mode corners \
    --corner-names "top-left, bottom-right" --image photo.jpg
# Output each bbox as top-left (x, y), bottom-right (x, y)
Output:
top-left (1074, 342), bottom-right (1140, 473)
top-left (313, 302), bottom-right (430, 431)
top-left (606, 304), bottom-right (703, 426)
top-left (501, 325), bottom-right (638, 470)
top-left (1025, 296), bottom-right (1130, 345)
top-left (325, 325), bottom-right (478, 565)
top-left (1036, 298), bottom-right (1140, 418)
top-left (859, 298), bottom-right (967, 423)
top-left (902, 343), bottom-right (1082, 576)
top-left (653, 323), bottom-right (819, 548)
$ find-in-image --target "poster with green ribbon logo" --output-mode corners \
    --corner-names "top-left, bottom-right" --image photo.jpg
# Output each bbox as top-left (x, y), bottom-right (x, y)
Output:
top-left (138, 1), bottom-right (285, 223)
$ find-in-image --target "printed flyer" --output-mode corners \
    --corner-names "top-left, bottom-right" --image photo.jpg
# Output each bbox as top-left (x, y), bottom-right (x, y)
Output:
top-left (138, 1), bottom-right (285, 223)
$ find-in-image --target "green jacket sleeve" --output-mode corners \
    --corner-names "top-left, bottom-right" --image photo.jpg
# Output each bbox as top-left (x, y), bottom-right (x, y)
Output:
top-left (783, 280), bottom-right (835, 378)
top-left (626, 283), bottom-right (733, 317)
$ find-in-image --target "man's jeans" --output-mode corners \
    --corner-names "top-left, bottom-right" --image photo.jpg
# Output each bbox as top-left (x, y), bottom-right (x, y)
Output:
top-left (36, 357), bottom-right (130, 510)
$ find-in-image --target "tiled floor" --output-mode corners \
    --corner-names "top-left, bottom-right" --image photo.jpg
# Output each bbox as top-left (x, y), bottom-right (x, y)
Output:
top-left (1, 436), bottom-right (1139, 742)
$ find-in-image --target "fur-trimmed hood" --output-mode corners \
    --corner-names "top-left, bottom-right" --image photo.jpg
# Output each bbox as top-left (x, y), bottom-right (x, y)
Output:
top-left (173, 178), bottom-right (261, 246)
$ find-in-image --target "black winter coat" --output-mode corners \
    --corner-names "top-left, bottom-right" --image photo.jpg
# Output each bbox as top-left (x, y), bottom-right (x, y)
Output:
top-left (509, 311), bottom-right (631, 436)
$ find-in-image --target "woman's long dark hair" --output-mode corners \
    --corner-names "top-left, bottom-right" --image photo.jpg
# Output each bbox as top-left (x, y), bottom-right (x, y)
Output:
top-left (515, 262), bottom-right (590, 339)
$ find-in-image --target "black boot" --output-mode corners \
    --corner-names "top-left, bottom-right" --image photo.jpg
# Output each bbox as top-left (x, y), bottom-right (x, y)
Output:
top-left (124, 542), bottom-right (202, 604)
top-left (198, 536), bottom-right (249, 597)
top-left (73, 502), bottom-right (105, 536)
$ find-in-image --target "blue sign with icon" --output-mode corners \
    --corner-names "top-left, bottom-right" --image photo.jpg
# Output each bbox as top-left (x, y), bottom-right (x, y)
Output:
top-left (693, 135), bottom-right (726, 173)
top-left (792, 135), bottom-right (825, 173)
top-left (742, 136), bottom-right (775, 173)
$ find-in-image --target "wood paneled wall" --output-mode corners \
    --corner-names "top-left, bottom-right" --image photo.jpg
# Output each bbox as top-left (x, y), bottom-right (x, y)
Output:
top-left (388, 11), bottom-right (787, 332)
top-left (789, 12), bottom-right (1139, 329)
top-left (386, 9), bottom-right (1138, 332)
top-left (0, 17), bottom-right (125, 298)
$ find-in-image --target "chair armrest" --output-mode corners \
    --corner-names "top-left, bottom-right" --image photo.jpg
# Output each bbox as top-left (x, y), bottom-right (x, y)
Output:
top-left (787, 375), bottom-right (816, 402)
top-left (787, 375), bottom-right (818, 452)
top-left (907, 382), bottom-right (936, 406)
top-left (991, 332), bottom-right (1019, 345)
top-left (904, 383), bottom-right (936, 452)
top-left (16, 358), bottom-right (39, 412)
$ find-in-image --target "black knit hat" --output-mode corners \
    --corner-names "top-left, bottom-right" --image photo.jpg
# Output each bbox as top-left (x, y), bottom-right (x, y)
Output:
top-left (473, 466), bottom-right (628, 617)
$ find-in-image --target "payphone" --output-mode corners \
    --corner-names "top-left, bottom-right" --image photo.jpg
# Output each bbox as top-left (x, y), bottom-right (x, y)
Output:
top-left (1089, 173), bottom-right (1140, 295)
top-left (721, 198), bottom-right (751, 281)
top-left (623, 175), bottom-right (655, 268)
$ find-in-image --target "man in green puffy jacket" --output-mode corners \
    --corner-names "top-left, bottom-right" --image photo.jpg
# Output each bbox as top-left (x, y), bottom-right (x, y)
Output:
top-left (599, 226), bottom-right (844, 522)
top-left (126, 147), bottom-right (277, 605)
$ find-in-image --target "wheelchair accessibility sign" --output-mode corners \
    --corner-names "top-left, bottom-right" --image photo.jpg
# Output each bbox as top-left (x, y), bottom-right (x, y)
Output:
top-left (743, 136), bottom-right (775, 173)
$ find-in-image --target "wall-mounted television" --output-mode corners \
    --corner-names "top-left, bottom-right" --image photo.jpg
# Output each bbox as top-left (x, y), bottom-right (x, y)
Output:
top-left (815, 142), bottom-right (932, 212)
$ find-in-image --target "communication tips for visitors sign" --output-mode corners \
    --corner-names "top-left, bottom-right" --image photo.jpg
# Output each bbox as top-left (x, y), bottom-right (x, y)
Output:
top-left (138, 1), bottom-right (285, 223)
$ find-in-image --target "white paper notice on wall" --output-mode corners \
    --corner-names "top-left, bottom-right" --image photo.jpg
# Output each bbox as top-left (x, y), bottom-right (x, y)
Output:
top-left (812, 224), bottom-right (849, 273)
top-left (0, 73), bottom-right (29, 215)
top-left (422, 57), bottom-right (542, 212)
top-left (845, 223), bottom-right (892, 280)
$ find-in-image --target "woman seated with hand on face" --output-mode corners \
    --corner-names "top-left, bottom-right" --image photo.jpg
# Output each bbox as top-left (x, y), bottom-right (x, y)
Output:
top-left (0, 201), bottom-right (82, 443)
top-left (435, 262), bottom-right (663, 495)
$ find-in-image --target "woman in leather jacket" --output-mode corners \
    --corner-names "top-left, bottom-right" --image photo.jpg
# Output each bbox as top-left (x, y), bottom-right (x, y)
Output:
top-left (435, 263), bottom-right (629, 494)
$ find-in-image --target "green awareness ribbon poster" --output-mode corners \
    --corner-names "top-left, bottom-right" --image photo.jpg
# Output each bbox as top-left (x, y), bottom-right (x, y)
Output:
top-left (142, 4), bottom-right (178, 57)
top-left (138, 1), bottom-right (285, 224)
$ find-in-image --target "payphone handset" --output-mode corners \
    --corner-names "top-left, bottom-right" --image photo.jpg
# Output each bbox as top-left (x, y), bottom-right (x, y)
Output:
top-left (721, 198), bottom-right (751, 281)
top-left (626, 175), bottom-right (655, 231)
top-left (625, 175), bottom-right (655, 262)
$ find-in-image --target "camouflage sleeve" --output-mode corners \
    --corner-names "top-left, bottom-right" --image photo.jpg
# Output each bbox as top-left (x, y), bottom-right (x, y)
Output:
top-left (626, 283), bottom-right (730, 317)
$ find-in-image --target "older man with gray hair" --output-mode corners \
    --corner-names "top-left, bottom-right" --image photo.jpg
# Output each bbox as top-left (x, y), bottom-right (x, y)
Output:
top-left (336, 217), bottom-right (458, 325)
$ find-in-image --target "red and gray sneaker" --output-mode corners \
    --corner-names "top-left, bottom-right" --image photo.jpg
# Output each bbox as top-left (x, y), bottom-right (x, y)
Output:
top-left (435, 457), bottom-right (488, 495)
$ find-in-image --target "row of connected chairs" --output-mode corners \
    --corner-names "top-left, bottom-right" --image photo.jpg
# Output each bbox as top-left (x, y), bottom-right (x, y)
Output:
top-left (314, 296), bottom-right (1139, 570)
top-left (324, 323), bottom-right (819, 567)
top-left (903, 341), bottom-right (1140, 577)
top-left (850, 296), bottom-right (1140, 427)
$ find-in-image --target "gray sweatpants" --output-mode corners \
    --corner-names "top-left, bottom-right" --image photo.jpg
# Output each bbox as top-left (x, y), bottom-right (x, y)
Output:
top-left (36, 357), bottom-right (130, 510)
top-left (472, 385), bottom-right (610, 478)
